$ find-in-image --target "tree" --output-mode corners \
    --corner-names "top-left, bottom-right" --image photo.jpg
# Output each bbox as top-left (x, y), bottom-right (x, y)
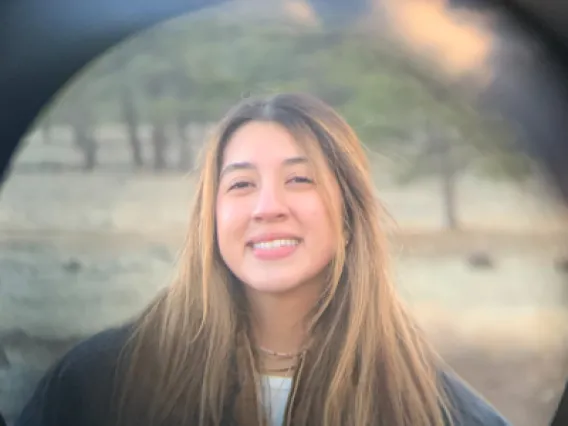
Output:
top-left (125, 31), bottom-right (177, 171)
top-left (47, 72), bottom-right (103, 171)
top-left (118, 74), bottom-right (145, 169)
top-left (109, 48), bottom-right (146, 169)
top-left (385, 99), bottom-right (532, 231)
top-left (343, 41), bottom-right (534, 230)
top-left (41, 10), bottom-right (533, 193)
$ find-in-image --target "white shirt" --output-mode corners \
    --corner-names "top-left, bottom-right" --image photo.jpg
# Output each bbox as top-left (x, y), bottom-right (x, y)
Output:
top-left (261, 375), bottom-right (293, 426)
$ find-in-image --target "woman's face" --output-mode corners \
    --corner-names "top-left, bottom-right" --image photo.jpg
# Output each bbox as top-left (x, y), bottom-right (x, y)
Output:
top-left (216, 121), bottom-right (340, 296)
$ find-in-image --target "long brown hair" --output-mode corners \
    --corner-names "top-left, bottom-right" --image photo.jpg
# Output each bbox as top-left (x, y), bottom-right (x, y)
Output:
top-left (114, 92), bottom-right (455, 426)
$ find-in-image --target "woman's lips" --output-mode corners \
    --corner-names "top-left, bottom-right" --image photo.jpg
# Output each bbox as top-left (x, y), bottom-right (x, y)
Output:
top-left (248, 238), bottom-right (301, 261)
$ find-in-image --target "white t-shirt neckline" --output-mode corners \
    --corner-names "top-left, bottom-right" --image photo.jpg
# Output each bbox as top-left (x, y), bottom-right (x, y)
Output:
top-left (261, 375), bottom-right (293, 426)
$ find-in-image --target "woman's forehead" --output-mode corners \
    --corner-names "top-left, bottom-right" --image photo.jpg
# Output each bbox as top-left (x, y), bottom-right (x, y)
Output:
top-left (221, 121), bottom-right (310, 167)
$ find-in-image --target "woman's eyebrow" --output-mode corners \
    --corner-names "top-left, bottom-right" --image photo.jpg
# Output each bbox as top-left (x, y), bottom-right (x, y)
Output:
top-left (219, 156), bottom-right (309, 178)
top-left (220, 161), bottom-right (255, 178)
top-left (283, 156), bottom-right (309, 166)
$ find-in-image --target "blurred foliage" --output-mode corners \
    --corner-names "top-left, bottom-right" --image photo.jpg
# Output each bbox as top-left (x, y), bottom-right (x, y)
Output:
top-left (39, 13), bottom-right (533, 184)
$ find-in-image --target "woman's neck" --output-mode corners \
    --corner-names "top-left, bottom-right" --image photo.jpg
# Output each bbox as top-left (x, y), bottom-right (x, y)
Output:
top-left (249, 292), bottom-right (309, 355)
top-left (246, 278), bottom-right (323, 355)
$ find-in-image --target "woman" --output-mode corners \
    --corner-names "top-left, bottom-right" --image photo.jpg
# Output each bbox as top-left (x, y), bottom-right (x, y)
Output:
top-left (16, 92), bottom-right (510, 426)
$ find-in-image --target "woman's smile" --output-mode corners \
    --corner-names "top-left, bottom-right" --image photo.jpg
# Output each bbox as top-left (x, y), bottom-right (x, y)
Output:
top-left (249, 238), bottom-right (302, 261)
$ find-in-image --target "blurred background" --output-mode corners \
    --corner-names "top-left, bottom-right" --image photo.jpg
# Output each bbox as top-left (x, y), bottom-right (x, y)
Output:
top-left (1, 0), bottom-right (568, 425)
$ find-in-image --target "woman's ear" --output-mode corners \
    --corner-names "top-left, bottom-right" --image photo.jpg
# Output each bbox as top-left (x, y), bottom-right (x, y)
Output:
top-left (343, 228), bottom-right (350, 246)
top-left (343, 217), bottom-right (351, 246)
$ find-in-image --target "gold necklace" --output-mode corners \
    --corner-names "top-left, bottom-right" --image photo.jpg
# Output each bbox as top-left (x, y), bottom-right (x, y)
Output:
top-left (258, 346), bottom-right (304, 376)
top-left (258, 346), bottom-right (302, 359)
top-left (261, 356), bottom-right (299, 375)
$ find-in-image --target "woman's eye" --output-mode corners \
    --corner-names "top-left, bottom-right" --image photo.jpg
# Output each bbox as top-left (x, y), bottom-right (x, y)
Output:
top-left (228, 181), bottom-right (252, 191)
top-left (288, 176), bottom-right (314, 184)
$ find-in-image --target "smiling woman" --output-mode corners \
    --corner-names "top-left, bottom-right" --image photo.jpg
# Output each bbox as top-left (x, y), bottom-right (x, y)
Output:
top-left (14, 92), bottom-right (510, 426)
top-left (217, 121), bottom-right (339, 295)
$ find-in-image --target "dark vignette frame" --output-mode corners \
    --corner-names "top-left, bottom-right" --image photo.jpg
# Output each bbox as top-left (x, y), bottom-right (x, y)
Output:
top-left (1, 0), bottom-right (568, 424)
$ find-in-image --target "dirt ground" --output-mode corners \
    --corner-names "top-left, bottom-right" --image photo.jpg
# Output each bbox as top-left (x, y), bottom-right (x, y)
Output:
top-left (441, 344), bottom-right (567, 426)
top-left (394, 229), bottom-right (568, 257)
top-left (417, 296), bottom-right (568, 426)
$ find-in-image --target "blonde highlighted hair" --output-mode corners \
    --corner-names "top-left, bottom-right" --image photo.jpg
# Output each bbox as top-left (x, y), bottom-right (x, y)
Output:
top-left (114, 92), bottom-right (455, 426)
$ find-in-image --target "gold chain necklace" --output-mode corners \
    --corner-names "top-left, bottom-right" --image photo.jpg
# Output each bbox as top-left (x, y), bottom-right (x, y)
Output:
top-left (258, 346), bottom-right (303, 359)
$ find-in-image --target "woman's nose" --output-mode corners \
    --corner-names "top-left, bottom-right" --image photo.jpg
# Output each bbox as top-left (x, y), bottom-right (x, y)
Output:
top-left (252, 184), bottom-right (288, 221)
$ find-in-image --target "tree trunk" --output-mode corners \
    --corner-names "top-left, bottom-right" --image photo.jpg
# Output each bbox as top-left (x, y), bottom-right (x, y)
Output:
top-left (176, 117), bottom-right (192, 171)
top-left (438, 138), bottom-right (459, 230)
top-left (83, 135), bottom-right (97, 171)
top-left (146, 76), bottom-right (169, 171)
top-left (72, 122), bottom-right (97, 171)
top-left (441, 157), bottom-right (458, 230)
top-left (151, 122), bottom-right (168, 171)
top-left (118, 81), bottom-right (144, 168)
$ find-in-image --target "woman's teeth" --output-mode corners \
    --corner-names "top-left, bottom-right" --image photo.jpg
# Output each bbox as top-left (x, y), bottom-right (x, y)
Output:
top-left (253, 239), bottom-right (299, 250)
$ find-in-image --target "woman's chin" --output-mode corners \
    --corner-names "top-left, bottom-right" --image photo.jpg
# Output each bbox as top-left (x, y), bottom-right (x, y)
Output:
top-left (242, 274), bottom-right (325, 300)
top-left (245, 281), bottom-right (304, 296)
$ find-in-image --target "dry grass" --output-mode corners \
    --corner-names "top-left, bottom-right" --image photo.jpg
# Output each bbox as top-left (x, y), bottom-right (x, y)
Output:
top-left (442, 344), bottom-right (566, 426)
top-left (414, 309), bottom-right (568, 426)
top-left (392, 229), bottom-right (568, 256)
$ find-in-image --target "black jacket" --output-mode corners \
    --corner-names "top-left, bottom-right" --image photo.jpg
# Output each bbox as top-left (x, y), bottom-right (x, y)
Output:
top-left (15, 324), bottom-right (511, 426)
